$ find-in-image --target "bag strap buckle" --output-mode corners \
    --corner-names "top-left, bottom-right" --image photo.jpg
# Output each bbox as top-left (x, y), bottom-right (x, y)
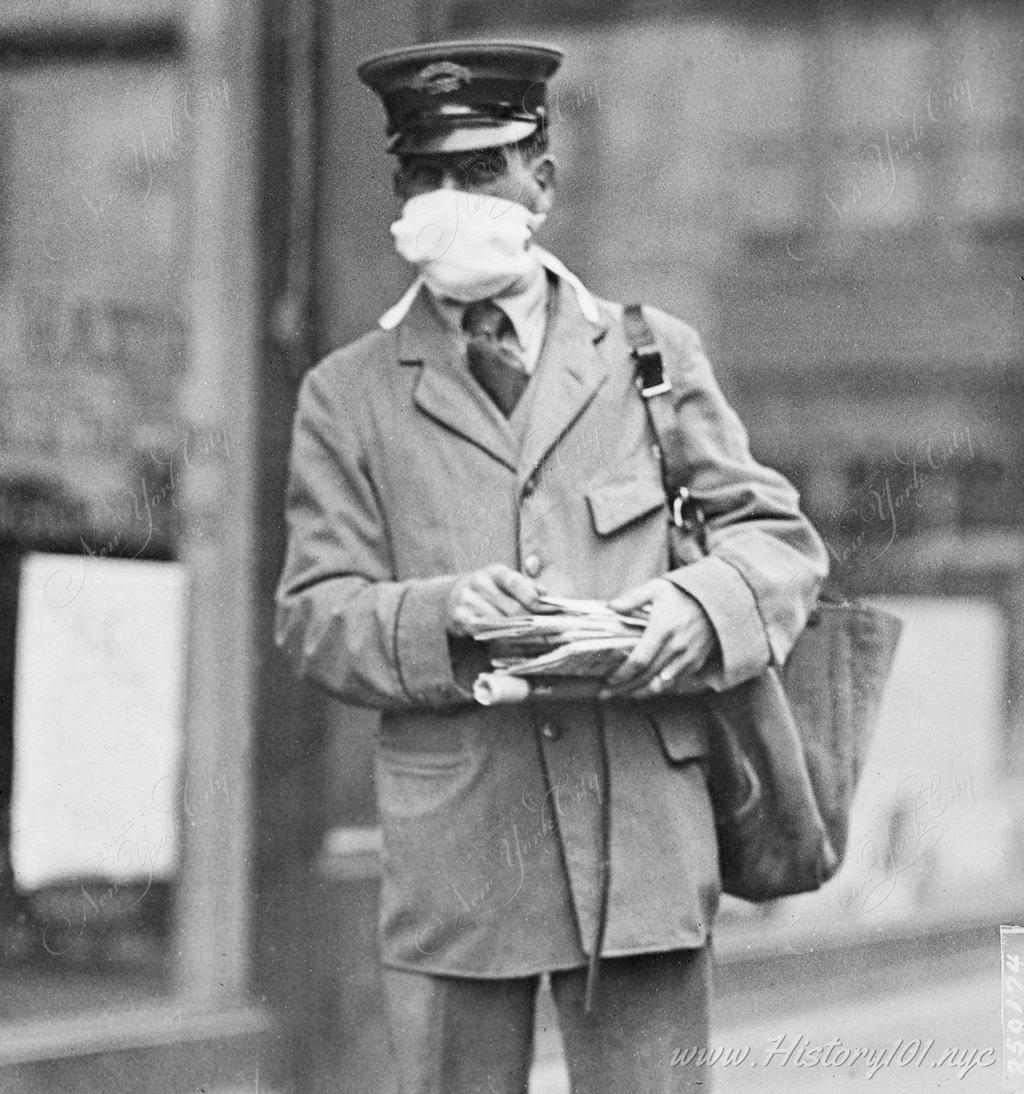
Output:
top-left (672, 486), bottom-right (709, 552)
top-left (632, 345), bottom-right (672, 399)
top-left (624, 304), bottom-right (673, 398)
top-left (671, 487), bottom-right (691, 528)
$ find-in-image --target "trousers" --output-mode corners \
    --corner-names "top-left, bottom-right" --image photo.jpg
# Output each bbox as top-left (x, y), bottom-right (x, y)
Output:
top-left (383, 946), bottom-right (711, 1094)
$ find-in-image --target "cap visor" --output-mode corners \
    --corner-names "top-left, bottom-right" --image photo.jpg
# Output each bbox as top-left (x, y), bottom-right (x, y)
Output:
top-left (389, 119), bottom-right (538, 155)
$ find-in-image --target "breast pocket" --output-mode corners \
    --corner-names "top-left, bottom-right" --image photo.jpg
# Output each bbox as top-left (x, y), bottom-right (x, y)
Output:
top-left (585, 473), bottom-right (666, 536)
top-left (581, 458), bottom-right (669, 597)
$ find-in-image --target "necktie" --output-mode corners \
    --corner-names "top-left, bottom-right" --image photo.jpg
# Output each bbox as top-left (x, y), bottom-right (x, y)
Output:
top-left (462, 299), bottom-right (529, 417)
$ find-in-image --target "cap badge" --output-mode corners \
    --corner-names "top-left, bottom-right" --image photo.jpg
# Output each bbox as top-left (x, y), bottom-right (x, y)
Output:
top-left (413, 61), bottom-right (473, 95)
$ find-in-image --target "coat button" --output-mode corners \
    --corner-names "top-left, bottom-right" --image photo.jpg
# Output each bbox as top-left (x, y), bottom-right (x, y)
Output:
top-left (523, 554), bottom-right (542, 577)
top-left (522, 476), bottom-right (537, 498)
top-left (540, 722), bottom-right (561, 741)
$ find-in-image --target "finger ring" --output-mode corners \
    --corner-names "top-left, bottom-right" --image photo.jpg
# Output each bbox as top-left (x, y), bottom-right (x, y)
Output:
top-left (658, 670), bottom-right (672, 688)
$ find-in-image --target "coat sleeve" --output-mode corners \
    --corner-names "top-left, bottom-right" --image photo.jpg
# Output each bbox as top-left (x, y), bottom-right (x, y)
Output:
top-left (649, 311), bottom-right (830, 691)
top-left (274, 363), bottom-right (475, 711)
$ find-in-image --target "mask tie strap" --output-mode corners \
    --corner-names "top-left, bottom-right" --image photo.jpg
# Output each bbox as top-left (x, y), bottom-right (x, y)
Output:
top-left (379, 276), bottom-right (425, 331)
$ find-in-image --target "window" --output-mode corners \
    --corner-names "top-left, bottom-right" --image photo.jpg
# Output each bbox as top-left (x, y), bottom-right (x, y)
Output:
top-left (0, 48), bottom-right (192, 1021)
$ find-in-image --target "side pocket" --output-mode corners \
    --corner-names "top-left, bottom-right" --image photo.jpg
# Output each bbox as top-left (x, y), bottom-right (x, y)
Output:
top-left (376, 749), bottom-right (475, 819)
top-left (644, 701), bottom-right (711, 763)
top-left (376, 748), bottom-right (470, 775)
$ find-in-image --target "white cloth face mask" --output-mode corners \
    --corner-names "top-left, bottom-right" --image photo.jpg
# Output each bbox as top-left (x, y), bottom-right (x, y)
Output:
top-left (390, 189), bottom-right (546, 303)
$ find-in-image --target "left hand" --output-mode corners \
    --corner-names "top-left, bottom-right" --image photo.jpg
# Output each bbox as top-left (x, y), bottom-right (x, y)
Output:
top-left (601, 579), bottom-right (718, 698)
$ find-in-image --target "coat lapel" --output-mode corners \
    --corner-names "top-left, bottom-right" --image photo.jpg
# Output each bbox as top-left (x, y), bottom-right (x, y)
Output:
top-left (517, 277), bottom-right (609, 489)
top-left (397, 290), bottom-right (519, 472)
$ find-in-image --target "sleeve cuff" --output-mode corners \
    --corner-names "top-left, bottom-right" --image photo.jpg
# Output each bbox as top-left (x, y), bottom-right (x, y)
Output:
top-left (665, 556), bottom-right (771, 691)
top-left (394, 575), bottom-right (471, 706)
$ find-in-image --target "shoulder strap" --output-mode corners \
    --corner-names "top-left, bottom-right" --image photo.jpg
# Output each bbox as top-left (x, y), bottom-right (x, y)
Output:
top-left (623, 304), bottom-right (708, 555)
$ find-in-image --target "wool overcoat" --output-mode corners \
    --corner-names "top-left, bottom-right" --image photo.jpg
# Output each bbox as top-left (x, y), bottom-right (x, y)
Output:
top-left (275, 271), bottom-right (829, 977)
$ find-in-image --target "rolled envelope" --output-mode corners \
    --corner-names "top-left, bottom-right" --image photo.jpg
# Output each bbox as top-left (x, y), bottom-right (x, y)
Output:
top-left (473, 675), bottom-right (608, 706)
top-left (474, 673), bottom-right (532, 706)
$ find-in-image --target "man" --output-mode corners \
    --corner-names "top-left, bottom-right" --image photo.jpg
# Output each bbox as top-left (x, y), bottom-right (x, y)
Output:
top-left (276, 39), bottom-right (828, 1094)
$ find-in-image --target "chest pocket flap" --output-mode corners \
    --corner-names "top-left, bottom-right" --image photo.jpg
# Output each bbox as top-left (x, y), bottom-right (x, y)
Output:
top-left (586, 476), bottom-right (666, 536)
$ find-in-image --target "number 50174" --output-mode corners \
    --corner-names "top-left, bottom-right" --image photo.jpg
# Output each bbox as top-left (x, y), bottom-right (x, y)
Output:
top-left (1004, 926), bottom-right (1024, 1090)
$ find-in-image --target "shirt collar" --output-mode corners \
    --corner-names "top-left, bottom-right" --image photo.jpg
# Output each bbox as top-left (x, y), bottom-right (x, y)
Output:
top-left (428, 261), bottom-right (548, 354)
top-left (378, 247), bottom-right (601, 332)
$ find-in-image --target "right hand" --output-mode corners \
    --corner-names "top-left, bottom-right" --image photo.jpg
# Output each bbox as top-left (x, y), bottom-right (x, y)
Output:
top-left (446, 564), bottom-right (549, 637)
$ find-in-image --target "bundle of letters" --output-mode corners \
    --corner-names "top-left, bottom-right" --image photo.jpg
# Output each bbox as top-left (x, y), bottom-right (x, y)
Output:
top-left (471, 596), bottom-right (648, 705)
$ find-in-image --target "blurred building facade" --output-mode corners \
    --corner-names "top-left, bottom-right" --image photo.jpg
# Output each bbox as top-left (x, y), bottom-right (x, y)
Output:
top-left (0, 1), bottom-right (1021, 1092)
